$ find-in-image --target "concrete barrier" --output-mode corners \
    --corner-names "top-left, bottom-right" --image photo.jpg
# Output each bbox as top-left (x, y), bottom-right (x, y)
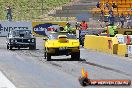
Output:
top-left (117, 45), bottom-right (132, 57)
top-left (84, 34), bottom-right (132, 57)
top-left (117, 44), bottom-right (127, 57)
top-left (84, 35), bottom-right (118, 54)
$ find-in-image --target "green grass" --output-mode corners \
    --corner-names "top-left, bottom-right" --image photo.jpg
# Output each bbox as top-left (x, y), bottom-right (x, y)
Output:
top-left (0, 0), bottom-right (71, 21)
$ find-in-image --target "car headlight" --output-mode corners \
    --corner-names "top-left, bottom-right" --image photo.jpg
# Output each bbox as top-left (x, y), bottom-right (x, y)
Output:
top-left (10, 39), bottom-right (14, 43)
top-left (32, 39), bottom-right (35, 42)
top-left (10, 39), bottom-right (17, 43)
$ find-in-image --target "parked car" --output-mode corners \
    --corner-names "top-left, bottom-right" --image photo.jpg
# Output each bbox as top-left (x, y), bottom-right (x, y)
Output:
top-left (6, 29), bottom-right (36, 50)
top-left (43, 31), bottom-right (80, 61)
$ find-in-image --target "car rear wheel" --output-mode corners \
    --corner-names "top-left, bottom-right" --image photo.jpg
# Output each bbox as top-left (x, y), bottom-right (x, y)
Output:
top-left (47, 53), bottom-right (51, 61)
top-left (71, 51), bottom-right (80, 61)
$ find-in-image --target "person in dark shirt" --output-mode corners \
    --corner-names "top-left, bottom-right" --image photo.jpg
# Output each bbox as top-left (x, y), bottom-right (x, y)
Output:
top-left (112, 2), bottom-right (117, 9)
top-left (108, 14), bottom-right (115, 25)
top-left (119, 14), bottom-right (125, 28)
top-left (6, 5), bottom-right (12, 21)
top-left (108, 9), bottom-right (113, 16)
top-left (104, 2), bottom-right (109, 10)
top-left (96, 2), bottom-right (101, 8)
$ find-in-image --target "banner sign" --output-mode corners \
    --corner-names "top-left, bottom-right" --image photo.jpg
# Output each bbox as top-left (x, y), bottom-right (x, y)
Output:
top-left (0, 21), bottom-right (32, 36)
top-left (32, 22), bottom-right (66, 37)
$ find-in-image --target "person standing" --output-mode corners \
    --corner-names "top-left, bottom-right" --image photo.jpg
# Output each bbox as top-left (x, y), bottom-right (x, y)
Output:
top-left (64, 22), bottom-right (73, 33)
top-left (80, 20), bottom-right (88, 30)
top-left (104, 2), bottom-right (109, 10)
top-left (105, 24), bottom-right (117, 37)
top-left (6, 5), bottom-right (12, 21)
top-left (108, 14), bottom-right (115, 25)
top-left (75, 22), bottom-right (80, 30)
top-left (112, 2), bottom-right (117, 10)
top-left (119, 14), bottom-right (125, 28)
top-left (96, 2), bottom-right (101, 9)
top-left (126, 14), bottom-right (131, 29)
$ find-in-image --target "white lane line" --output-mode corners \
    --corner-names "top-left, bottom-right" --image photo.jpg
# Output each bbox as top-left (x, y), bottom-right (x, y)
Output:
top-left (0, 71), bottom-right (16, 88)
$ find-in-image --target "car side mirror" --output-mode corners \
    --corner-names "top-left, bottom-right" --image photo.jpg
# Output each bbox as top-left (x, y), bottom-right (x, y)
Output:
top-left (43, 37), bottom-right (48, 41)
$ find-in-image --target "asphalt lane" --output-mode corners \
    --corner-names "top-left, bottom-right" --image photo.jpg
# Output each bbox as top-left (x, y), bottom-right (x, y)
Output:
top-left (0, 50), bottom-right (81, 88)
top-left (0, 37), bottom-right (132, 88)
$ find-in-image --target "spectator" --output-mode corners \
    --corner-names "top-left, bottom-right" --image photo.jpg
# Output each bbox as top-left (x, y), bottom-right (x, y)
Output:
top-left (100, 10), bottom-right (104, 16)
top-left (105, 24), bottom-right (117, 37)
top-left (99, 10), bottom-right (105, 22)
top-left (112, 2), bottom-right (117, 10)
top-left (119, 13), bottom-right (125, 28)
top-left (75, 22), bottom-right (80, 30)
top-left (64, 22), bottom-right (73, 33)
top-left (126, 14), bottom-right (132, 29)
top-left (96, 2), bottom-right (101, 8)
top-left (108, 14), bottom-right (115, 25)
top-left (80, 20), bottom-right (88, 30)
top-left (104, 2), bottom-right (109, 10)
top-left (6, 5), bottom-right (12, 21)
top-left (108, 9), bottom-right (113, 16)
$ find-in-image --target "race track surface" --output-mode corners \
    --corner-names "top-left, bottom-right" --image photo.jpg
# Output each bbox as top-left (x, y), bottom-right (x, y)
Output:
top-left (0, 37), bottom-right (131, 88)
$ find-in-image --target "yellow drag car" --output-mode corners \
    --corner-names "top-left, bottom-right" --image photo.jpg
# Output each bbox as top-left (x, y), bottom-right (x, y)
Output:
top-left (43, 31), bottom-right (80, 61)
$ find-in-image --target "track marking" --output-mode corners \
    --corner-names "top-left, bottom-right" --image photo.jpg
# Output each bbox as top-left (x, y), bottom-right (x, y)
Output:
top-left (0, 71), bottom-right (16, 88)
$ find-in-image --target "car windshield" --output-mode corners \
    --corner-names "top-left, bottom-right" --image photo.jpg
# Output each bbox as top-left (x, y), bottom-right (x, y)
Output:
top-left (12, 30), bottom-right (32, 37)
top-left (48, 33), bottom-right (76, 40)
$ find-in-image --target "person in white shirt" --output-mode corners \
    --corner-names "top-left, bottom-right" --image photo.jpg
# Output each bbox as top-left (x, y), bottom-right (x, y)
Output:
top-left (126, 14), bottom-right (132, 29)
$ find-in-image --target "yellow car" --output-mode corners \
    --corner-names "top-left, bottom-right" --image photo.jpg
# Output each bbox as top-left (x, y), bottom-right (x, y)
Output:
top-left (43, 31), bottom-right (80, 61)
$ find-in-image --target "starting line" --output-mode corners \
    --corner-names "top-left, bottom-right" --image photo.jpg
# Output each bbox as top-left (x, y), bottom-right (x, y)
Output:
top-left (0, 71), bottom-right (16, 88)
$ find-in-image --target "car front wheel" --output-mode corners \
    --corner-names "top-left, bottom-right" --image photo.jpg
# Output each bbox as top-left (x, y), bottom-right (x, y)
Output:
top-left (9, 45), bottom-right (13, 50)
top-left (7, 44), bottom-right (9, 50)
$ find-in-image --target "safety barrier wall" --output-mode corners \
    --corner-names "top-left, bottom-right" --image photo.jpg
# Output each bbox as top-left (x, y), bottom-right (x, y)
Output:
top-left (84, 35), bottom-right (118, 54)
top-left (117, 44), bottom-right (132, 57)
top-left (117, 44), bottom-right (127, 57)
top-left (84, 34), bottom-right (132, 57)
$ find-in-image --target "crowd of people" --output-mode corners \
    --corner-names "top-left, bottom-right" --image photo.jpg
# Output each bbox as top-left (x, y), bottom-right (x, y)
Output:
top-left (96, 1), bottom-right (132, 29)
